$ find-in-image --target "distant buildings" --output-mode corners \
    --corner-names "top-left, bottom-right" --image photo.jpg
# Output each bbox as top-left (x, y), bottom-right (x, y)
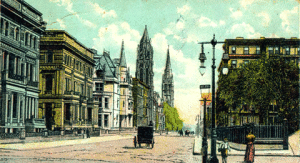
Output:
top-left (162, 46), bottom-right (174, 107)
top-left (0, 0), bottom-right (46, 134)
top-left (39, 30), bottom-right (97, 132)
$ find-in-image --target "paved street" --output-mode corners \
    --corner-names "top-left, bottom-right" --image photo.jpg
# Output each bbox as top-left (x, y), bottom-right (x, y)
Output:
top-left (0, 133), bottom-right (299, 163)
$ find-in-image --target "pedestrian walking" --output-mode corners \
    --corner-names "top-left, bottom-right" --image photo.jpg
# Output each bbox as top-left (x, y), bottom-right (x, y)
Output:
top-left (218, 138), bottom-right (230, 163)
top-left (86, 129), bottom-right (90, 138)
top-left (244, 132), bottom-right (255, 163)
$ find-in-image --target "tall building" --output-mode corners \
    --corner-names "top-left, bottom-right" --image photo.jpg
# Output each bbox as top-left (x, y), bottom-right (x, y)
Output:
top-left (93, 50), bottom-right (120, 130)
top-left (135, 26), bottom-right (154, 125)
top-left (114, 41), bottom-right (133, 129)
top-left (0, 0), bottom-right (46, 134)
top-left (39, 30), bottom-right (98, 132)
top-left (218, 37), bottom-right (300, 126)
top-left (162, 46), bottom-right (174, 107)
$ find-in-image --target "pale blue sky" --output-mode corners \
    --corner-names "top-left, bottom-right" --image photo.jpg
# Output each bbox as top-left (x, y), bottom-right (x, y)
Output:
top-left (26, 0), bottom-right (300, 124)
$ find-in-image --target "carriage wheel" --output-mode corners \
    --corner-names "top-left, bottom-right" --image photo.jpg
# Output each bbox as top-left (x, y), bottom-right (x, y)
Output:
top-left (134, 136), bottom-right (137, 148)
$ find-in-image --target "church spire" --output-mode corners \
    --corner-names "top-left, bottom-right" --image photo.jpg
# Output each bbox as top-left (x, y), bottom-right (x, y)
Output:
top-left (140, 25), bottom-right (150, 43)
top-left (165, 45), bottom-right (171, 75)
top-left (119, 40), bottom-right (127, 67)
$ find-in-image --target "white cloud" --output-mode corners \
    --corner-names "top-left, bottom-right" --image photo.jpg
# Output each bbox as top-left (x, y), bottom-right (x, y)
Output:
top-left (50, 0), bottom-right (74, 13)
top-left (92, 3), bottom-right (117, 18)
top-left (230, 8), bottom-right (243, 19)
top-left (257, 12), bottom-right (270, 27)
top-left (280, 6), bottom-right (299, 35)
top-left (177, 5), bottom-right (191, 15)
top-left (56, 18), bottom-right (66, 29)
top-left (219, 20), bottom-right (226, 26)
top-left (176, 21), bottom-right (185, 30)
top-left (50, 0), bottom-right (96, 28)
top-left (93, 22), bottom-right (140, 59)
top-left (239, 0), bottom-right (255, 9)
top-left (230, 22), bottom-right (261, 38)
top-left (198, 16), bottom-right (217, 27)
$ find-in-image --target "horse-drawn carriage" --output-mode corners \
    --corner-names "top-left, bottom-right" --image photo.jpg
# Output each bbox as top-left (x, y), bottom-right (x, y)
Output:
top-left (134, 126), bottom-right (154, 148)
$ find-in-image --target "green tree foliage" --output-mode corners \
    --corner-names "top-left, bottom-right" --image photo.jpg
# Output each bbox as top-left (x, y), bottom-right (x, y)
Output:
top-left (218, 54), bottom-right (299, 132)
top-left (163, 102), bottom-right (183, 131)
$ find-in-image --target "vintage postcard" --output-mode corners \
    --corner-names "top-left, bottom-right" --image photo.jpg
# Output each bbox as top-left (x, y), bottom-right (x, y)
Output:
top-left (0, 0), bottom-right (299, 162)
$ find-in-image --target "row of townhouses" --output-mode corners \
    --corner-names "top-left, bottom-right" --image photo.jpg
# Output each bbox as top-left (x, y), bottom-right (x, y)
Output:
top-left (0, 0), bottom-right (169, 135)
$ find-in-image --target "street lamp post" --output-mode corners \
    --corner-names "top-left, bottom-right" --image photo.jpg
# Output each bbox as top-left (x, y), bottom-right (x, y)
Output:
top-left (198, 34), bottom-right (228, 163)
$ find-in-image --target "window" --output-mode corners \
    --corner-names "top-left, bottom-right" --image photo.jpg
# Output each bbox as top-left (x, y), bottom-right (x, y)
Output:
top-left (275, 47), bottom-right (279, 54)
top-left (298, 47), bottom-right (300, 55)
top-left (244, 47), bottom-right (249, 54)
top-left (104, 115), bottom-right (108, 127)
top-left (123, 101), bottom-right (125, 107)
top-left (99, 98), bottom-right (102, 108)
top-left (65, 103), bottom-right (70, 121)
top-left (105, 98), bottom-right (109, 108)
top-left (244, 60), bottom-right (249, 64)
top-left (88, 108), bottom-right (92, 121)
top-left (269, 47), bottom-right (274, 55)
top-left (5, 21), bottom-right (9, 36)
top-left (9, 54), bottom-right (15, 76)
top-left (81, 84), bottom-right (84, 95)
top-left (65, 78), bottom-right (69, 91)
top-left (12, 93), bottom-right (17, 118)
top-left (9, 26), bottom-right (14, 38)
top-left (64, 55), bottom-right (67, 65)
top-left (46, 75), bottom-right (53, 91)
top-left (47, 51), bottom-right (53, 63)
top-left (15, 28), bottom-right (19, 41)
top-left (231, 60), bottom-right (237, 68)
top-left (95, 83), bottom-right (103, 91)
top-left (231, 46), bottom-right (236, 54)
top-left (285, 47), bottom-right (290, 55)
top-left (98, 115), bottom-right (102, 127)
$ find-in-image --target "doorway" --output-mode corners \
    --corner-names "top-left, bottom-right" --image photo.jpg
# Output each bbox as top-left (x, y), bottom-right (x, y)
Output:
top-left (45, 103), bottom-right (53, 130)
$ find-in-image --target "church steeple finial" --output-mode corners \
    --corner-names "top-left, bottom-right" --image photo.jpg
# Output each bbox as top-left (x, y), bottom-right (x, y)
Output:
top-left (165, 45), bottom-right (171, 73)
top-left (141, 25), bottom-right (149, 43)
top-left (119, 39), bottom-right (127, 67)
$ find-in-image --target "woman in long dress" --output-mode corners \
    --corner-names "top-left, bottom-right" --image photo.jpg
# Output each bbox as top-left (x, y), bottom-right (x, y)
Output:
top-left (244, 132), bottom-right (255, 163)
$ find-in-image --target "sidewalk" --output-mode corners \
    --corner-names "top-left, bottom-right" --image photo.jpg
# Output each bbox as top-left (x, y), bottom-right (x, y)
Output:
top-left (0, 133), bottom-right (133, 150)
top-left (193, 130), bottom-right (300, 157)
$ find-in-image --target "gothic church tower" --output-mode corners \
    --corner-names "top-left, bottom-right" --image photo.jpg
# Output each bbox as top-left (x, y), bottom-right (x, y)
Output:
top-left (162, 46), bottom-right (174, 107)
top-left (135, 26), bottom-right (154, 125)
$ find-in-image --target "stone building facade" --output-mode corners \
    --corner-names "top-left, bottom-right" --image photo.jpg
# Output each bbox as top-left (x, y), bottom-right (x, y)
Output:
top-left (0, 0), bottom-right (46, 134)
top-left (39, 30), bottom-right (97, 132)
top-left (93, 50), bottom-right (120, 130)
